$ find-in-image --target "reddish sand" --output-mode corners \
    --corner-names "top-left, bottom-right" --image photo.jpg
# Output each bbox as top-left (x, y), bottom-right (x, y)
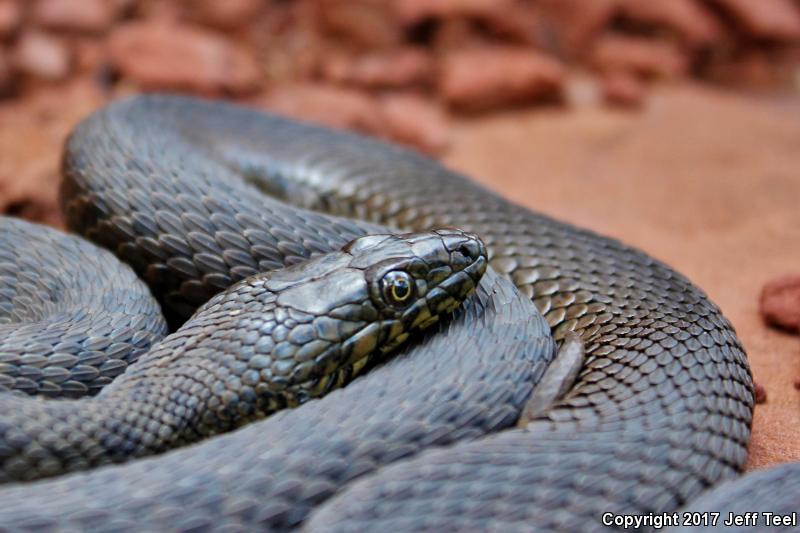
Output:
top-left (0, 81), bottom-right (798, 470)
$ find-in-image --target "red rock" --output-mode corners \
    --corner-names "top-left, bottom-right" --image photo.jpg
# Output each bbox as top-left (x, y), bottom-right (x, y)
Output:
top-left (261, 84), bottom-right (449, 155)
top-left (754, 382), bottom-right (767, 404)
top-left (13, 31), bottom-right (71, 81)
top-left (432, 17), bottom-right (485, 51)
top-left (760, 274), bottom-right (800, 332)
top-left (107, 21), bottom-right (261, 94)
top-left (392, 0), bottom-right (516, 27)
top-left (133, 0), bottom-right (181, 22)
top-left (315, 0), bottom-right (403, 49)
top-left (537, 0), bottom-right (619, 57)
top-left (188, 0), bottom-right (262, 31)
top-left (262, 83), bottom-right (384, 133)
top-left (591, 35), bottom-right (688, 79)
top-left (704, 50), bottom-right (785, 88)
top-left (254, 1), bottom-right (326, 84)
top-left (0, 0), bottom-right (21, 40)
top-left (321, 47), bottom-right (433, 89)
top-left (73, 37), bottom-right (105, 74)
top-left (33, 0), bottom-right (121, 33)
top-left (618, 0), bottom-right (722, 47)
top-left (378, 93), bottom-right (449, 154)
top-left (405, 1), bottom-right (545, 47)
top-left (710, 0), bottom-right (800, 41)
top-left (481, 2), bottom-right (548, 46)
top-left (438, 45), bottom-right (565, 113)
top-left (0, 79), bottom-right (105, 228)
top-left (602, 71), bottom-right (646, 108)
top-left (0, 48), bottom-right (12, 92)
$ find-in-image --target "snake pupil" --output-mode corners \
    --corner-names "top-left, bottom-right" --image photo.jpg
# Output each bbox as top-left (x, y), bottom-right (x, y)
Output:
top-left (382, 271), bottom-right (413, 305)
top-left (393, 279), bottom-right (409, 300)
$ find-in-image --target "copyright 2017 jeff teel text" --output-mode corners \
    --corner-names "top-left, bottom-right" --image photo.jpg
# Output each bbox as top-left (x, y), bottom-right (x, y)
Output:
top-left (601, 511), bottom-right (797, 529)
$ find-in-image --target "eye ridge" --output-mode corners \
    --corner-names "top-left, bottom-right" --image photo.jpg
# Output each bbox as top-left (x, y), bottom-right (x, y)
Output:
top-left (381, 271), bottom-right (414, 306)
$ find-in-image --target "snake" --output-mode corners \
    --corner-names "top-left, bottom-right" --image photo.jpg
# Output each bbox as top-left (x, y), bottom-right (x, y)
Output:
top-left (0, 94), bottom-right (768, 531)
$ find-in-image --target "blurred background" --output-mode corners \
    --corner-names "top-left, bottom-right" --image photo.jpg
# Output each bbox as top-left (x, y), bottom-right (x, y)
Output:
top-left (0, 0), bottom-right (798, 469)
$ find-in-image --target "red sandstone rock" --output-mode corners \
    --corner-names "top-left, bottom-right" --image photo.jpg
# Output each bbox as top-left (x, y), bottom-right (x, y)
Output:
top-left (254, 1), bottom-right (325, 84)
top-left (591, 34), bottom-right (688, 79)
top-left (400, 0), bottom-right (544, 48)
top-left (602, 71), bottom-right (646, 108)
top-left (438, 45), bottom-right (565, 113)
top-left (536, 0), bottom-right (619, 56)
top-left (392, 0), bottom-right (515, 27)
top-left (0, 79), bottom-right (105, 227)
top-left (73, 37), bottom-right (105, 74)
top-left (618, 0), bottom-right (722, 47)
top-left (262, 84), bottom-right (449, 154)
top-left (107, 21), bottom-right (261, 94)
top-left (33, 0), bottom-right (121, 33)
top-left (432, 17), bottom-right (486, 52)
top-left (754, 382), bottom-right (767, 404)
top-left (378, 93), bottom-right (449, 154)
top-left (760, 275), bottom-right (800, 332)
top-left (481, 2), bottom-right (547, 46)
top-left (705, 50), bottom-right (787, 88)
top-left (262, 83), bottom-right (384, 134)
top-left (321, 47), bottom-right (433, 89)
top-left (0, 0), bottom-right (20, 40)
top-left (0, 48), bottom-right (11, 92)
top-left (13, 31), bottom-right (71, 81)
top-left (315, 0), bottom-right (403, 49)
top-left (710, 0), bottom-right (800, 41)
top-left (188, 0), bottom-right (262, 31)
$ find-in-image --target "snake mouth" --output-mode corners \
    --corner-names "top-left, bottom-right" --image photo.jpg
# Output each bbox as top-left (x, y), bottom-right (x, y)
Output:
top-left (303, 352), bottom-right (378, 401)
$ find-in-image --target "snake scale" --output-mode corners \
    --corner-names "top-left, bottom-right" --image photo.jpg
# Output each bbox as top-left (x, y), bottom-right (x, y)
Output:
top-left (0, 94), bottom-right (780, 531)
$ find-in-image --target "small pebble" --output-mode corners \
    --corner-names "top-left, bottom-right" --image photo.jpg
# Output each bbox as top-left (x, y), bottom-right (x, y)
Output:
top-left (754, 382), bottom-right (767, 404)
top-left (759, 274), bottom-right (800, 333)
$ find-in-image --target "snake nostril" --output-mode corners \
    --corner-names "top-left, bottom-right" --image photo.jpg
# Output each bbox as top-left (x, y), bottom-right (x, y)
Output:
top-left (458, 242), bottom-right (478, 262)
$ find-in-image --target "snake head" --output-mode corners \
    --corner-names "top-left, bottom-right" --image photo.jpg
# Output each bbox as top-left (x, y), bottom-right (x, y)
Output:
top-left (255, 228), bottom-right (487, 404)
top-left (348, 228), bottom-right (487, 326)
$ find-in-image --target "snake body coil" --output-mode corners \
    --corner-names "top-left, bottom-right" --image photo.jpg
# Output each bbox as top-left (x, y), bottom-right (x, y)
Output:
top-left (0, 217), bottom-right (166, 398)
top-left (0, 95), bottom-right (762, 531)
top-left (0, 225), bottom-right (486, 483)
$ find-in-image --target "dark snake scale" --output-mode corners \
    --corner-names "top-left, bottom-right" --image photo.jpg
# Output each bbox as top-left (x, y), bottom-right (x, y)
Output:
top-left (0, 94), bottom-right (786, 532)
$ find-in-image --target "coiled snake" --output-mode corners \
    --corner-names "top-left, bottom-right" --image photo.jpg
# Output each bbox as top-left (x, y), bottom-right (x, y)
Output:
top-left (0, 95), bottom-right (778, 531)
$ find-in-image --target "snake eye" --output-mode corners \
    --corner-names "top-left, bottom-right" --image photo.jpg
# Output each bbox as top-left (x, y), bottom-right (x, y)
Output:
top-left (381, 271), bottom-right (414, 307)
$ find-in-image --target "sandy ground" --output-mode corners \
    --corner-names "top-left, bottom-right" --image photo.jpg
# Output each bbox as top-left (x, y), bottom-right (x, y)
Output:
top-left (0, 82), bottom-right (798, 470)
